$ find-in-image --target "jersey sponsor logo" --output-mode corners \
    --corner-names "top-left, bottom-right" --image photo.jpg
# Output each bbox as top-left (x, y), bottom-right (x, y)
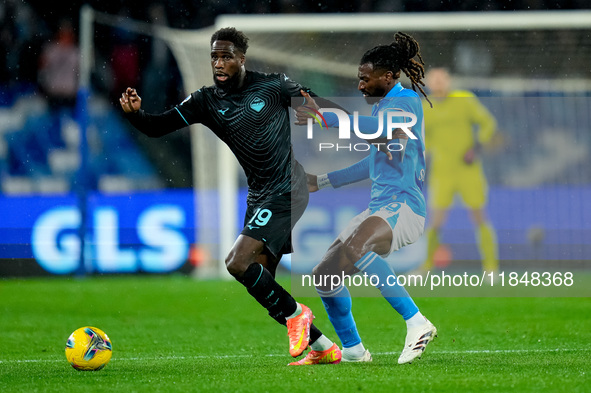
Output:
top-left (218, 108), bottom-right (229, 115)
top-left (250, 97), bottom-right (266, 112)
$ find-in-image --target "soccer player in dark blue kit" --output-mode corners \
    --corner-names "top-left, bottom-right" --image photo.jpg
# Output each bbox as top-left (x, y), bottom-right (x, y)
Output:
top-left (120, 27), bottom-right (341, 365)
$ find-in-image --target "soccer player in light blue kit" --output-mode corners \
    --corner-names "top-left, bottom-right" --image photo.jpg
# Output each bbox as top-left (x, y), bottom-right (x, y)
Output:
top-left (295, 32), bottom-right (437, 365)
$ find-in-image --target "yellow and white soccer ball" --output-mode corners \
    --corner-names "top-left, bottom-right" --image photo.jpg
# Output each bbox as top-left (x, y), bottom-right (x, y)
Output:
top-left (65, 326), bottom-right (112, 371)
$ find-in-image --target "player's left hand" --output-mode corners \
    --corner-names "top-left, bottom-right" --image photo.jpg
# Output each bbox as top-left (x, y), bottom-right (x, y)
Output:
top-left (306, 173), bottom-right (319, 192)
top-left (294, 90), bottom-right (320, 125)
top-left (378, 145), bottom-right (393, 161)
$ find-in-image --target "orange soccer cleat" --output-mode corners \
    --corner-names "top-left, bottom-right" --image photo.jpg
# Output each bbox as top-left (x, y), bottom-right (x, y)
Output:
top-left (288, 343), bottom-right (342, 366)
top-left (286, 303), bottom-right (314, 357)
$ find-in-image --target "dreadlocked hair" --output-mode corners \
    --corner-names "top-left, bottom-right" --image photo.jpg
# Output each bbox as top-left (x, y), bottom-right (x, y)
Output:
top-left (360, 32), bottom-right (431, 107)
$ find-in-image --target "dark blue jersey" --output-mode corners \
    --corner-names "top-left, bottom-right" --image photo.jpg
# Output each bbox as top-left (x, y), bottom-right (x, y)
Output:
top-left (126, 70), bottom-right (309, 204)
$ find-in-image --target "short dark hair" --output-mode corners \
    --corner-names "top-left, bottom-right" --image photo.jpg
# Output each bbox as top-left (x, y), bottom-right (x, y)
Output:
top-left (210, 27), bottom-right (249, 54)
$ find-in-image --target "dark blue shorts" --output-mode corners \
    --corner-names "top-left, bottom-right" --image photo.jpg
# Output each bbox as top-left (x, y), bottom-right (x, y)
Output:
top-left (241, 189), bottom-right (308, 257)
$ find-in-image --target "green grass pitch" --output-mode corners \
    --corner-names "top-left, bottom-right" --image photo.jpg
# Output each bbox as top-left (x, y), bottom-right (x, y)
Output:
top-left (1, 275), bottom-right (589, 392)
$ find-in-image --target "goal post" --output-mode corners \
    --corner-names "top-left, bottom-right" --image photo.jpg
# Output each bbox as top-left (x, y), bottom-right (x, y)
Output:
top-left (214, 10), bottom-right (591, 92)
top-left (74, 5), bottom-right (94, 274)
top-left (216, 10), bottom-right (591, 31)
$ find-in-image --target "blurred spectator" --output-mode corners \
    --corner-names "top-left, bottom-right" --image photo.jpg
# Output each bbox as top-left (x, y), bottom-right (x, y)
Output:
top-left (38, 19), bottom-right (79, 109)
top-left (141, 4), bottom-right (171, 111)
top-left (1, 1), bottom-right (48, 97)
top-left (0, 2), bottom-right (16, 86)
top-left (109, 8), bottom-right (140, 105)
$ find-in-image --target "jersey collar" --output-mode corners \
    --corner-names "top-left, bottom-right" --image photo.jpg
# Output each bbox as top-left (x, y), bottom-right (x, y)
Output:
top-left (385, 82), bottom-right (404, 98)
top-left (372, 82), bottom-right (404, 113)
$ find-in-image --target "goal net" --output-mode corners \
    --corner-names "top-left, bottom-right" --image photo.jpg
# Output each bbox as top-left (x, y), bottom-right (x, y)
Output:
top-left (88, 10), bottom-right (591, 281)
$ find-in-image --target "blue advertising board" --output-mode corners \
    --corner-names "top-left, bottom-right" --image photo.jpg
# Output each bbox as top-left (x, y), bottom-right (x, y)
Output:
top-left (0, 190), bottom-right (195, 274)
top-left (0, 186), bottom-right (589, 275)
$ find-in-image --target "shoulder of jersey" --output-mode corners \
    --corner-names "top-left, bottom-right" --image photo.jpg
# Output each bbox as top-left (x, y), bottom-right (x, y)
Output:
top-left (247, 70), bottom-right (283, 80)
top-left (397, 88), bottom-right (420, 98)
top-left (448, 90), bottom-right (476, 98)
top-left (195, 86), bottom-right (214, 95)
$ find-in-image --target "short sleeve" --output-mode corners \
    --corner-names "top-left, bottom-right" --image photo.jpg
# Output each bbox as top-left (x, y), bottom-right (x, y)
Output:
top-left (280, 73), bottom-right (311, 107)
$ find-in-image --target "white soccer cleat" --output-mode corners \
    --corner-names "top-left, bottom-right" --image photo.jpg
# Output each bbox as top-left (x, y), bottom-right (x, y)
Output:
top-left (397, 319), bottom-right (437, 364)
top-left (342, 349), bottom-right (373, 362)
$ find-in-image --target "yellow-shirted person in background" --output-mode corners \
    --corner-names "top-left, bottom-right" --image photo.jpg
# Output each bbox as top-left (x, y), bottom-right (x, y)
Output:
top-left (422, 68), bottom-right (499, 274)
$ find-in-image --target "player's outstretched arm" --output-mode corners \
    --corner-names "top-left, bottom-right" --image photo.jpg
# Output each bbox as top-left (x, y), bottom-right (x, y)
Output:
top-left (316, 157), bottom-right (370, 190)
top-left (119, 87), bottom-right (142, 113)
top-left (120, 88), bottom-right (194, 138)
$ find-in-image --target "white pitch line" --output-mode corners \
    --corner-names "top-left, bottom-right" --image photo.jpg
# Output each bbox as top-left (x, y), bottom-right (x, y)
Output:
top-left (1, 348), bottom-right (588, 364)
top-left (375, 348), bottom-right (590, 356)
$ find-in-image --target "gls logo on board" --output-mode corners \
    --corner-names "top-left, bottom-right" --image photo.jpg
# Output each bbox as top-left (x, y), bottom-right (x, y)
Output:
top-left (31, 205), bottom-right (189, 274)
top-left (305, 107), bottom-right (417, 152)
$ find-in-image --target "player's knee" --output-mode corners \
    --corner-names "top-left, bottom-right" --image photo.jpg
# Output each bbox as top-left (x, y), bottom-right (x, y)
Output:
top-left (311, 264), bottom-right (326, 282)
top-left (342, 239), bottom-right (370, 264)
top-left (225, 253), bottom-right (249, 277)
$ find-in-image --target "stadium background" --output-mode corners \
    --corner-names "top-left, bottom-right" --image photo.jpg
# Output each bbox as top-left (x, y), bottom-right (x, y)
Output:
top-left (1, 3), bottom-right (590, 393)
top-left (1, 1), bottom-right (590, 280)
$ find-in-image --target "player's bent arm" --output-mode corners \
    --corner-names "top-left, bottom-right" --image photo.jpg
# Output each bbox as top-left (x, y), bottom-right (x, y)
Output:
top-left (293, 90), bottom-right (350, 125)
top-left (326, 156), bottom-right (370, 188)
top-left (124, 108), bottom-right (190, 138)
top-left (282, 75), bottom-right (346, 110)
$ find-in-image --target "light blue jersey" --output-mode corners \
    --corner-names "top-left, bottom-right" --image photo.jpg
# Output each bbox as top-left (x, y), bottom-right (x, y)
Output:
top-left (326, 82), bottom-right (427, 217)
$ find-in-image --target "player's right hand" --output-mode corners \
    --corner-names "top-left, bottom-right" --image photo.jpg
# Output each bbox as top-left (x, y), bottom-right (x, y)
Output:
top-left (294, 90), bottom-right (320, 125)
top-left (119, 87), bottom-right (142, 113)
